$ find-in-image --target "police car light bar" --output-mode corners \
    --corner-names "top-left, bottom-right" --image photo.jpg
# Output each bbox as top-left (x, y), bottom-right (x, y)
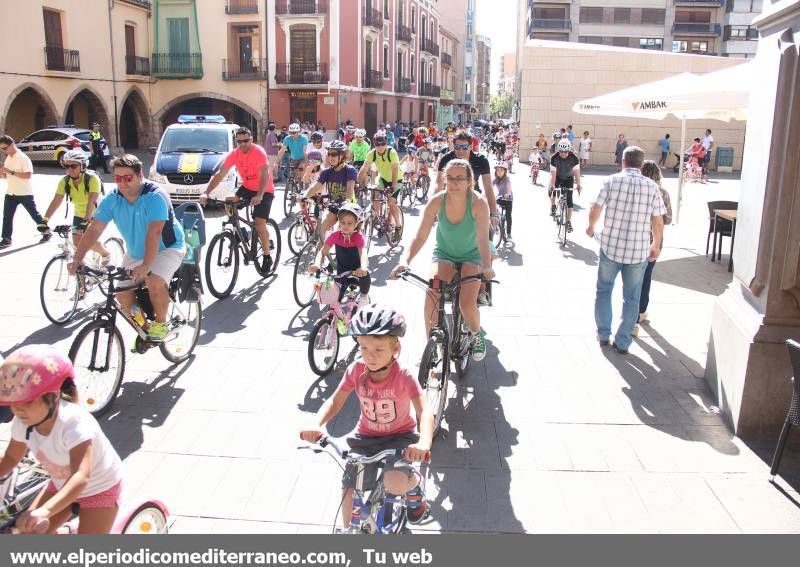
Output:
top-left (177, 115), bottom-right (227, 124)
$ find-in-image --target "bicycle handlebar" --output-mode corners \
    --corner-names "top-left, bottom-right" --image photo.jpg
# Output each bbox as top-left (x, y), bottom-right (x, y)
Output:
top-left (300, 435), bottom-right (422, 464)
top-left (76, 265), bottom-right (128, 280)
top-left (396, 268), bottom-right (498, 289)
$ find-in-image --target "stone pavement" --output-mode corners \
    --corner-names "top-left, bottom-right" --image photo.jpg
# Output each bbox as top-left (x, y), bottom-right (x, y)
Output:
top-left (1, 159), bottom-right (799, 534)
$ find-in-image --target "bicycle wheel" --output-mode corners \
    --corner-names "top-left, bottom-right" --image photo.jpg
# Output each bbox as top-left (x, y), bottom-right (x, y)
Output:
top-left (450, 304), bottom-right (471, 378)
top-left (559, 202), bottom-right (568, 248)
top-left (405, 183), bottom-right (417, 207)
top-left (493, 218), bottom-right (506, 248)
top-left (308, 316), bottom-right (340, 376)
top-left (288, 219), bottom-right (310, 256)
top-left (293, 241), bottom-right (318, 307)
top-left (418, 337), bottom-right (450, 434)
top-left (102, 237), bottom-right (125, 266)
top-left (121, 503), bottom-right (169, 534)
top-left (416, 175), bottom-right (430, 201)
top-left (69, 320), bottom-right (125, 416)
top-left (160, 284), bottom-right (202, 364)
top-left (40, 255), bottom-right (80, 325)
top-left (283, 181), bottom-right (295, 217)
top-left (205, 231), bottom-right (240, 299)
top-left (387, 207), bottom-right (405, 248)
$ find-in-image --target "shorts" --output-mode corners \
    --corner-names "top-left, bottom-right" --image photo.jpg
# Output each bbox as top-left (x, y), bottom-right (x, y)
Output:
top-left (236, 186), bottom-right (274, 220)
top-left (46, 480), bottom-right (122, 509)
top-left (71, 216), bottom-right (90, 233)
top-left (378, 178), bottom-right (400, 200)
top-left (341, 432), bottom-right (419, 491)
top-left (353, 161), bottom-right (365, 170)
top-left (289, 158), bottom-right (305, 170)
top-left (431, 255), bottom-right (482, 270)
top-left (550, 178), bottom-right (574, 208)
top-left (122, 247), bottom-right (184, 284)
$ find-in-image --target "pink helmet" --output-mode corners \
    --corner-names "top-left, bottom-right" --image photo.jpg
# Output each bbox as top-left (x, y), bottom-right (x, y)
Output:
top-left (0, 345), bottom-right (74, 405)
top-left (495, 161), bottom-right (509, 170)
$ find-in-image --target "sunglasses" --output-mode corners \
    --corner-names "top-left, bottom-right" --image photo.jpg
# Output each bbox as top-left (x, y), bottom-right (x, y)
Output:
top-left (63, 164), bottom-right (81, 170)
top-left (114, 174), bottom-right (136, 184)
top-left (327, 152), bottom-right (342, 158)
top-left (375, 141), bottom-right (387, 146)
top-left (446, 175), bottom-right (469, 183)
top-left (454, 144), bottom-right (470, 150)
top-left (236, 139), bottom-right (252, 144)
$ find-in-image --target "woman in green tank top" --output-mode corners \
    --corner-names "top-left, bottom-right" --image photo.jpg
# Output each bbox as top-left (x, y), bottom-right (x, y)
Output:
top-left (392, 159), bottom-right (494, 362)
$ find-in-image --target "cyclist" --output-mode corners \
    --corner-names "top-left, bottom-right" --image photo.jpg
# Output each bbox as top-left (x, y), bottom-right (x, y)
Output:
top-left (548, 139), bottom-right (582, 233)
top-left (417, 138), bottom-right (435, 178)
top-left (202, 127), bottom-right (276, 274)
top-left (299, 304), bottom-right (434, 529)
top-left (300, 140), bottom-right (357, 236)
top-left (492, 128), bottom-right (507, 162)
top-left (493, 162), bottom-right (513, 239)
top-left (357, 131), bottom-right (402, 241)
top-left (348, 129), bottom-right (371, 171)
top-left (70, 155), bottom-right (185, 341)
top-left (385, 125), bottom-right (396, 149)
top-left (392, 159), bottom-right (494, 361)
top-left (274, 123), bottom-right (308, 183)
top-left (0, 345), bottom-right (123, 534)
top-left (40, 150), bottom-right (110, 264)
top-left (302, 149), bottom-right (324, 187)
top-left (399, 145), bottom-right (418, 186)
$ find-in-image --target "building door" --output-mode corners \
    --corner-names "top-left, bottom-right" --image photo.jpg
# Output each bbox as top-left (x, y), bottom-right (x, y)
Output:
top-left (365, 103), bottom-right (378, 139)
top-left (125, 24), bottom-right (136, 73)
top-left (365, 39), bottom-right (373, 73)
top-left (396, 99), bottom-right (402, 123)
top-left (167, 18), bottom-right (190, 73)
top-left (290, 25), bottom-right (316, 82)
top-left (290, 92), bottom-right (316, 124)
top-left (42, 8), bottom-right (63, 70)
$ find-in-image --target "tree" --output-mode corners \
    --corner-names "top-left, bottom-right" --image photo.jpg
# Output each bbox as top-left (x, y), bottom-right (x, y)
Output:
top-left (490, 92), bottom-right (514, 119)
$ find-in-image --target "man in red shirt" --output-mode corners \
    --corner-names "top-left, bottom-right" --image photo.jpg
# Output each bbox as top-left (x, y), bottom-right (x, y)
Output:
top-left (201, 127), bottom-right (275, 272)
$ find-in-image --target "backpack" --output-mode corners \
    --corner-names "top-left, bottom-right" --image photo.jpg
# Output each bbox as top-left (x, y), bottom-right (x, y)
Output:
top-left (62, 171), bottom-right (105, 202)
top-left (369, 147), bottom-right (396, 163)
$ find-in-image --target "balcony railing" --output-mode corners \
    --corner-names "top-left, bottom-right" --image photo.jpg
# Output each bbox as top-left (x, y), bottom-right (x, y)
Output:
top-left (275, 0), bottom-right (328, 15)
top-left (531, 19), bottom-right (572, 31)
top-left (118, 0), bottom-right (152, 10)
top-left (223, 58), bottom-right (268, 80)
top-left (395, 76), bottom-right (411, 93)
top-left (275, 62), bottom-right (329, 84)
top-left (420, 38), bottom-right (440, 56)
top-left (44, 46), bottom-right (80, 72)
top-left (151, 53), bottom-right (203, 78)
top-left (441, 52), bottom-right (452, 66)
top-left (672, 23), bottom-right (722, 35)
top-left (674, 0), bottom-right (724, 4)
top-left (363, 4), bottom-right (383, 29)
top-left (125, 55), bottom-right (150, 76)
top-left (420, 83), bottom-right (441, 97)
top-left (363, 69), bottom-right (383, 89)
top-left (396, 24), bottom-right (412, 42)
top-left (440, 88), bottom-right (455, 101)
top-left (225, 0), bottom-right (258, 13)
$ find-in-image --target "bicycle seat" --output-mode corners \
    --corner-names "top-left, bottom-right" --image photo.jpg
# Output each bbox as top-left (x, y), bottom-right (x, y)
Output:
top-left (54, 225), bottom-right (72, 236)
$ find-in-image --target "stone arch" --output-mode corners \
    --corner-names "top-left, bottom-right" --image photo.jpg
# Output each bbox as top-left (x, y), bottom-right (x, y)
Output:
top-left (153, 92), bottom-right (263, 141)
top-left (2, 82), bottom-right (60, 140)
top-left (119, 86), bottom-right (152, 150)
top-left (62, 84), bottom-right (110, 132)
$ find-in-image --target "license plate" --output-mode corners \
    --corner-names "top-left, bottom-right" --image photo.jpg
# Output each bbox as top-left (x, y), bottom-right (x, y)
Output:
top-left (176, 187), bottom-right (198, 195)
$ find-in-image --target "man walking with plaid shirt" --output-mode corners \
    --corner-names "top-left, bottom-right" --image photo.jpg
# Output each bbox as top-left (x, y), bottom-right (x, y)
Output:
top-left (586, 146), bottom-right (667, 354)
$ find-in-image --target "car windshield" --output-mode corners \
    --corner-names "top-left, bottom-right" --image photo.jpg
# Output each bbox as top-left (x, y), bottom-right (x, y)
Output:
top-left (73, 131), bottom-right (92, 141)
top-left (160, 128), bottom-right (228, 153)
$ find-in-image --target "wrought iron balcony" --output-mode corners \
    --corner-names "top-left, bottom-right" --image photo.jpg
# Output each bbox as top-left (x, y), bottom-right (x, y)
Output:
top-left (420, 83), bottom-right (441, 97)
top-left (118, 0), bottom-right (152, 10)
top-left (151, 53), bottom-right (203, 78)
top-left (275, 62), bottom-right (329, 84)
top-left (44, 46), bottom-right (80, 72)
top-left (441, 52), bottom-right (452, 66)
top-left (275, 0), bottom-right (328, 15)
top-left (225, 0), bottom-right (258, 13)
top-left (672, 23), bottom-right (722, 35)
top-left (363, 69), bottom-right (383, 89)
top-left (363, 4), bottom-right (383, 29)
top-left (395, 76), bottom-right (411, 93)
top-left (125, 55), bottom-right (150, 76)
top-left (396, 24), bottom-right (412, 43)
top-left (420, 39), bottom-right (440, 57)
top-left (531, 19), bottom-right (572, 31)
top-left (222, 58), bottom-right (268, 80)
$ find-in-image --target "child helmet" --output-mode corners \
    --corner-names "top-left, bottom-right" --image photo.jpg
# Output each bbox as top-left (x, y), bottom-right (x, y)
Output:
top-left (0, 345), bottom-right (74, 405)
top-left (349, 304), bottom-right (406, 337)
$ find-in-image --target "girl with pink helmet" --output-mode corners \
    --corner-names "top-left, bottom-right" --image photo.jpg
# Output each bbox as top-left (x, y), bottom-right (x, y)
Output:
top-left (0, 345), bottom-right (122, 533)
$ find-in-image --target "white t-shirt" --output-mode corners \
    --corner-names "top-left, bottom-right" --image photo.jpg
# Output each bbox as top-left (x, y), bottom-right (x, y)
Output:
top-left (702, 134), bottom-right (714, 151)
top-left (3, 151), bottom-right (34, 196)
top-left (11, 400), bottom-right (122, 496)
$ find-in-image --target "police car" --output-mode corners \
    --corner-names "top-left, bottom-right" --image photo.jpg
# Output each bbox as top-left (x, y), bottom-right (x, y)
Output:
top-left (16, 126), bottom-right (110, 166)
top-left (148, 115), bottom-right (241, 203)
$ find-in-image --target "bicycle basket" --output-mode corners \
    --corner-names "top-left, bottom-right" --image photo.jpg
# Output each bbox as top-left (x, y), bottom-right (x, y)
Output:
top-left (317, 277), bottom-right (341, 305)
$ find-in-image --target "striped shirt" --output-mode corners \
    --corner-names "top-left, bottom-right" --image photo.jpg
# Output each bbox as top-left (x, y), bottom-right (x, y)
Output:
top-left (595, 168), bottom-right (667, 264)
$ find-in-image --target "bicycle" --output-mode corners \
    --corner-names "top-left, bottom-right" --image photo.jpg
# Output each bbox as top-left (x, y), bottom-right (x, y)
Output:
top-left (415, 165), bottom-right (431, 202)
top-left (398, 173), bottom-right (417, 209)
top-left (204, 197), bottom-right (281, 299)
top-left (39, 225), bottom-right (125, 325)
top-left (292, 198), bottom-right (337, 308)
top-left (68, 264), bottom-right (202, 416)
top-left (493, 200), bottom-right (510, 248)
top-left (363, 187), bottom-right (404, 254)
top-left (396, 268), bottom-right (497, 434)
top-left (307, 268), bottom-right (362, 376)
top-left (282, 164), bottom-right (305, 217)
top-left (287, 195), bottom-right (328, 256)
top-left (299, 436), bottom-right (426, 534)
top-left (0, 454), bottom-right (169, 534)
top-left (552, 185), bottom-right (572, 248)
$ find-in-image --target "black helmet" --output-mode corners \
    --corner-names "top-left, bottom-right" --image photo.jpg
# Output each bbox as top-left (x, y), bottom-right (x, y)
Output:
top-left (349, 304), bottom-right (406, 337)
top-left (310, 131), bottom-right (323, 142)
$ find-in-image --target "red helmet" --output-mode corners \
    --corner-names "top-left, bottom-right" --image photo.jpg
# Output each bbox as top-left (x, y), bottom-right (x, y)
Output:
top-left (0, 345), bottom-right (74, 405)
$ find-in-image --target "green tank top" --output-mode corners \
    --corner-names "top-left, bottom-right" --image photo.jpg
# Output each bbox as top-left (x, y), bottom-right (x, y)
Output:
top-left (434, 194), bottom-right (481, 264)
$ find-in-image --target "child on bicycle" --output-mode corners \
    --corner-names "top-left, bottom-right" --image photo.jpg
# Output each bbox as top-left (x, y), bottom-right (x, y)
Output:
top-left (302, 149), bottom-right (324, 188)
top-left (528, 150), bottom-right (543, 185)
top-left (399, 146), bottom-right (418, 185)
top-left (300, 140), bottom-right (357, 236)
top-left (0, 345), bottom-right (122, 534)
top-left (493, 162), bottom-right (513, 239)
top-left (308, 203), bottom-right (371, 306)
top-left (299, 305), bottom-right (435, 529)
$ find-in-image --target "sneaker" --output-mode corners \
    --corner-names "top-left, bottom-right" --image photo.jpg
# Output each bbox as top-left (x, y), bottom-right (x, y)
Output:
top-left (0, 239), bottom-right (11, 250)
top-left (470, 329), bottom-right (487, 362)
top-left (477, 290), bottom-right (491, 307)
top-left (406, 489), bottom-right (429, 524)
top-left (146, 321), bottom-right (169, 341)
top-left (598, 338), bottom-right (610, 347)
top-left (566, 221), bottom-right (573, 233)
top-left (631, 324), bottom-right (640, 337)
top-left (639, 312), bottom-right (649, 324)
top-left (39, 231), bottom-right (52, 243)
top-left (393, 227), bottom-right (403, 242)
top-left (261, 254), bottom-right (273, 274)
top-left (613, 343), bottom-right (629, 355)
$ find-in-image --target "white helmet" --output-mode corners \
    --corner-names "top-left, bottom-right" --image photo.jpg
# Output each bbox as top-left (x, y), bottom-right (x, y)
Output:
top-left (288, 123), bottom-right (301, 133)
top-left (62, 149), bottom-right (88, 168)
top-left (556, 140), bottom-right (572, 153)
top-left (355, 129), bottom-right (367, 137)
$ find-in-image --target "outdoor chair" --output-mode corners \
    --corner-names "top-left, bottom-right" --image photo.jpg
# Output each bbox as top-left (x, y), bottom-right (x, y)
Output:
top-left (706, 201), bottom-right (738, 260)
top-left (770, 339), bottom-right (800, 478)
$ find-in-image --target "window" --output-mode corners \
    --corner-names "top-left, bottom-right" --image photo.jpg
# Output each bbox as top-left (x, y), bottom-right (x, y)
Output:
top-left (383, 43), bottom-right (389, 78)
top-left (396, 99), bottom-right (402, 121)
top-left (412, 7), bottom-right (416, 32)
top-left (411, 54), bottom-right (415, 82)
top-left (42, 8), bottom-right (63, 48)
top-left (579, 7), bottom-right (603, 24)
top-left (612, 37), bottom-right (630, 47)
top-left (613, 8), bottom-right (630, 24)
top-left (675, 11), bottom-right (711, 23)
top-left (125, 24), bottom-right (136, 58)
top-left (421, 15), bottom-right (426, 41)
top-left (724, 25), bottom-right (759, 40)
top-left (534, 7), bottom-right (566, 19)
top-left (399, 1), bottom-right (404, 25)
top-left (383, 100), bottom-right (387, 123)
top-left (641, 9), bottom-right (665, 25)
top-left (384, 0), bottom-right (389, 19)
top-left (673, 40), bottom-right (710, 53)
top-left (290, 25), bottom-right (316, 65)
top-left (639, 38), bottom-right (663, 50)
top-left (579, 36), bottom-right (604, 44)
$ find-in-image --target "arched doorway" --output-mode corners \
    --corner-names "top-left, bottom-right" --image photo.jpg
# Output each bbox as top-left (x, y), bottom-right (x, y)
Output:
top-left (119, 88), bottom-right (151, 150)
top-left (2, 85), bottom-right (59, 140)
top-left (158, 96), bottom-right (260, 141)
top-left (64, 87), bottom-right (110, 133)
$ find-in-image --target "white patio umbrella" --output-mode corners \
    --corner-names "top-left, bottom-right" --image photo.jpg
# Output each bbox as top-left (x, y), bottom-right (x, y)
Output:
top-left (573, 63), bottom-right (751, 222)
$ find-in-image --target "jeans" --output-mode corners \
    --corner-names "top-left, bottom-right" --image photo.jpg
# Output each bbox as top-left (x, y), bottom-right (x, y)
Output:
top-left (2, 194), bottom-right (46, 241)
top-left (639, 260), bottom-right (656, 314)
top-left (594, 251), bottom-right (648, 351)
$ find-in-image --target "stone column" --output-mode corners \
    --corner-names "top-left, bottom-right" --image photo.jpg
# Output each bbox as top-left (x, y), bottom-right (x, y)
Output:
top-left (705, 0), bottom-right (800, 438)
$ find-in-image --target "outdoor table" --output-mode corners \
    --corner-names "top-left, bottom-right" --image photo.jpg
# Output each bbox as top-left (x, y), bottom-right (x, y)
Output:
top-left (712, 209), bottom-right (737, 273)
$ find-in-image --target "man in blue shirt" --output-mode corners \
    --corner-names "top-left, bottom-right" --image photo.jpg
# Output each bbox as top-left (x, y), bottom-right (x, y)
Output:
top-left (658, 134), bottom-right (670, 167)
top-left (70, 154), bottom-right (185, 341)
top-left (274, 123), bottom-right (308, 182)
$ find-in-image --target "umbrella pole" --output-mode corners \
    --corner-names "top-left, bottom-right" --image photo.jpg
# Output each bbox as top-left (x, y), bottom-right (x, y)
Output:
top-left (675, 117), bottom-right (686, 224)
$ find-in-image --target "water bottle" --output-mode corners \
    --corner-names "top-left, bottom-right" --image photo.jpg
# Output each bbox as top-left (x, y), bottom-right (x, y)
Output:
top-left (131, 303), bottom-right (146, 328)
top-left (184, 227), bottom-right (200, 265)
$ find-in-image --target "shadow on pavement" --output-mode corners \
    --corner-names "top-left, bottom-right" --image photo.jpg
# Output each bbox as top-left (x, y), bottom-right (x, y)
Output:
top-left (496, 241), bottom-right (523, 267)
top-left (652, 251), bottom-right (733, 296)
top-left (199, 274), bottom-right (278, 345)
top-left (561, 239), bottom-right (598, 266)
top-left (0, 241), bottom-right (43, 259)
top-left (743, 438), bottom-right (800, 496)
